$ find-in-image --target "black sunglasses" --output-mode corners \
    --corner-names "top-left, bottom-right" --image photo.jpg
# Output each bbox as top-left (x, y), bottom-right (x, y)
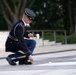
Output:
top-left (27, 15), bottom-right (34, 20)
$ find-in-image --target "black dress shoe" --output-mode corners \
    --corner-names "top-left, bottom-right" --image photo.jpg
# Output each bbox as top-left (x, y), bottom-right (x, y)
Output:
top-left (19, 60), bottom-right (32, 65)
top-left (6, 57), bottom-right (16, 65)
top-left (24, 61), bottom-right (32, 65)
top-left (19, 61), bottom-right (24, 65)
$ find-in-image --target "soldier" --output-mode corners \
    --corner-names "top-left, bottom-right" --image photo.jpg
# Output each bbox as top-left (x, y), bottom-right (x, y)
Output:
top-left (5, 8), bottom-right (36, 65)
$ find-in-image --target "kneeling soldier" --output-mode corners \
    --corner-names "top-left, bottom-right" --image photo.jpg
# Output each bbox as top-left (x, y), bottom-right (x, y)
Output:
top-left (5, 8), bottom-right (36, 65)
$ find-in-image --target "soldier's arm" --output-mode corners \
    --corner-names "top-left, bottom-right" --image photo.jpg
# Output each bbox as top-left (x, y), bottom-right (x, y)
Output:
top-left (15, 25), bottom-right (31, 56)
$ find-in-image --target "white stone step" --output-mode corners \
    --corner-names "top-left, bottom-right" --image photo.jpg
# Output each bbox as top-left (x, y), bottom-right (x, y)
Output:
top-left (0, 31), bottom-right (62, 48)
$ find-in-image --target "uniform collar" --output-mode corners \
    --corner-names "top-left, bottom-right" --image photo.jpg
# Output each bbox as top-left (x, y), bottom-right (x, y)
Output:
top-left (22, 19), bottom-right (30, 27)
top-left (22, 19), bottom-right (27, 26)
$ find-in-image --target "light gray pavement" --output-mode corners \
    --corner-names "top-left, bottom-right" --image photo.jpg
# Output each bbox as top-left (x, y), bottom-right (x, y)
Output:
top-left (1, 44), bottom-right (76, 58)
top-left (0, 44), bottom-right (76, 75)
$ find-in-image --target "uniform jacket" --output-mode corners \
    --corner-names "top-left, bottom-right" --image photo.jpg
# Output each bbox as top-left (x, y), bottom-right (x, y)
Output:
top-left (5, 19), bottom-right (30, 56)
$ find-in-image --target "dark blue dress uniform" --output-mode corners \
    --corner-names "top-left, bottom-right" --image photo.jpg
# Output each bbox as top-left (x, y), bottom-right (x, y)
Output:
top-left (5, 8), bottom-right (36, 65)
top-left (6, 19), bottom-right (29, 53)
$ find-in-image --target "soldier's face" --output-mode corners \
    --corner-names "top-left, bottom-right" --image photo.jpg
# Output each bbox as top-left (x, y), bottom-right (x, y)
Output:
top-left (23, 15), bottom-right (32, 24)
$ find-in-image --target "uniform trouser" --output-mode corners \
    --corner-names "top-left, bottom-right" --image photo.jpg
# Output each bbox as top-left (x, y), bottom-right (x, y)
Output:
top-left (8, 50), bottom-right (28, 62)
top-left (18, 39), bottom-right (36, 62)
top-left (24, 39), bottom-right (36, 55)
top-left (8, 39), bottom-right (36, 62)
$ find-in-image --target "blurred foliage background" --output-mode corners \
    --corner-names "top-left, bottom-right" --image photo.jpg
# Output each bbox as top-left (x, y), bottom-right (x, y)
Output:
top-left (0, 0), bottom-right (76, 44)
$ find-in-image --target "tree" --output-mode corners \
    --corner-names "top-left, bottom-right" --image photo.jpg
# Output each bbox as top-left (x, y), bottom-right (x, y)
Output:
top-left (0, 0), bottom-right (35, 30)
top-left (62, 0), bottom-right (76, 34)
top-left (1, 0), bottom-right (76, 35)
top-left (32, 0), bottom-right (63, 30)
top-left (72, 0), bottom-right (76, 35)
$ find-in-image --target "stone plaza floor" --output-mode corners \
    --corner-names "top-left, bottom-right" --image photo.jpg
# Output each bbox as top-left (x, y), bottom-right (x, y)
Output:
top-left (0, 44), bottom-right (76, 75)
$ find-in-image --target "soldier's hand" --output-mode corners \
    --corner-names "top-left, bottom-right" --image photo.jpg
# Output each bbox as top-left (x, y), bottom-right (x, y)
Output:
top-left (28, 33), bottom-right (33, 37)
top-left (28, 55), bottom-right (34, 61)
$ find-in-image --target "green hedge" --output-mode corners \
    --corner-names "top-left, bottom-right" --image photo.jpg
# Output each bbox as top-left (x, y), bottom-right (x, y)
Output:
top-left (67, 35), bottom-right (76, 44)
top-left (44, 33), bottom-right (76, 44)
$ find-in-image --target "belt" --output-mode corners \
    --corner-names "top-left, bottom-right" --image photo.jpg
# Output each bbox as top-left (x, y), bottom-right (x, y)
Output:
top-left (8, 35), bottom-right (18, 41)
